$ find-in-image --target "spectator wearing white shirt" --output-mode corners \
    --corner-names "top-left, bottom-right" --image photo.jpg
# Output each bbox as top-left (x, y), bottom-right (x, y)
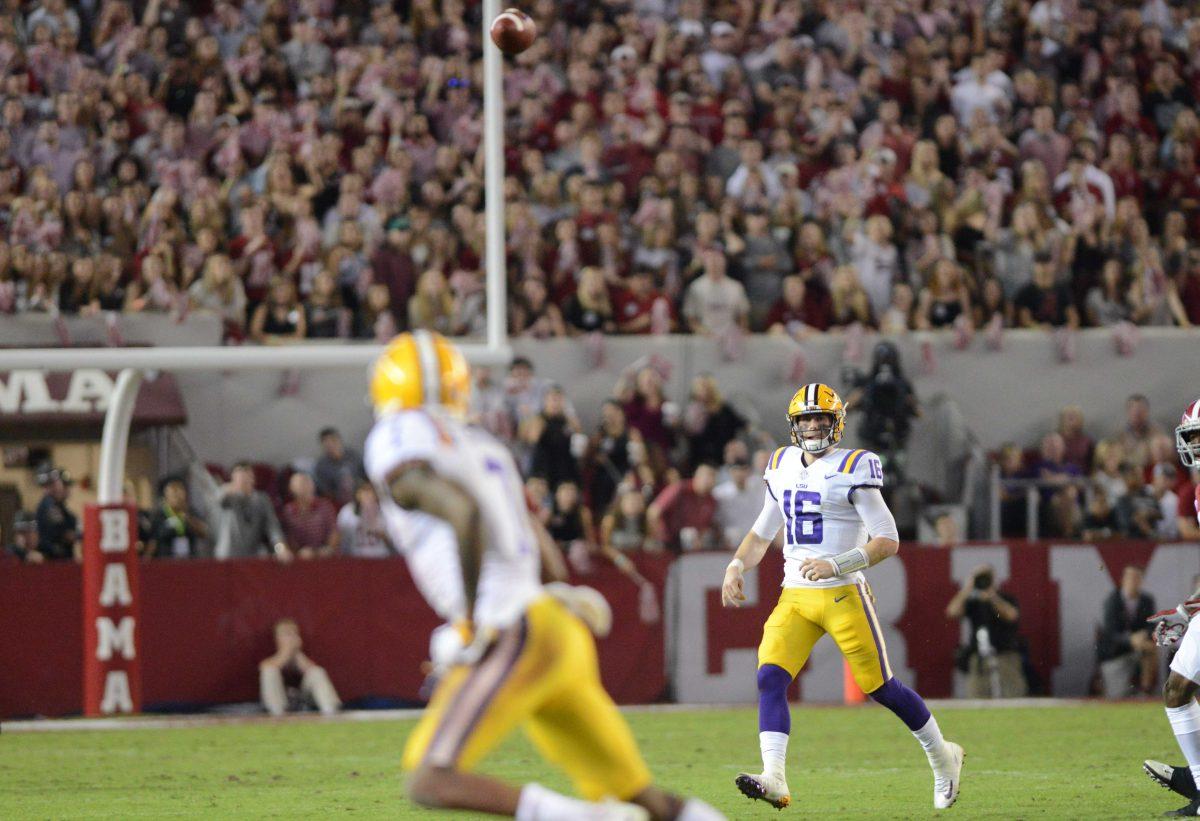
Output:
top-left (700, 21), bottom-right (739, 90)
top-left (1053, 140), bottom-right (1116, 221)
top-left (337, 482), bottom-right (395, 558)
top-left (951, 56), bottom-right (1010, 126)
top-left (851, 215), bottom-right (900, 318)
top-left (726, 139), bottom-right (782, 204)
top-left (714, 444), bottom-right (768, 548)
top-left (682, 245), bottom-right (749, 336)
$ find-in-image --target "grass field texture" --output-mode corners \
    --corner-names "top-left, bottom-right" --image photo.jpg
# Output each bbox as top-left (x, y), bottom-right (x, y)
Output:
top-left (0, 703), bottom-right (1181, 819)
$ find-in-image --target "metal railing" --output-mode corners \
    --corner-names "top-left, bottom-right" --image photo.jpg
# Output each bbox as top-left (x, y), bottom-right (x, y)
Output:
top-left (988, 465), bottom-right (1093, 540)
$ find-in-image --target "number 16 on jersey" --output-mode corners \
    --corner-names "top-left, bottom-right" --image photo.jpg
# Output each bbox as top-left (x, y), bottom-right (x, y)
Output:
top-left (781, 489), bottom-right (822, 545)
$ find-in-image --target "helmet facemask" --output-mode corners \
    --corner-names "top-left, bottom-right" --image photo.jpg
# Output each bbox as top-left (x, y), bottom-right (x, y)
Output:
top-left (790, 411), bottom-right (838, 453)
top-left (1178, 423), bottom-right (1200, 468)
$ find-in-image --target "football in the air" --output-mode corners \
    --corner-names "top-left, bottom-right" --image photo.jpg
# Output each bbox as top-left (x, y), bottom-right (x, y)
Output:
top-left (490, 8), bottom-right (537, 55)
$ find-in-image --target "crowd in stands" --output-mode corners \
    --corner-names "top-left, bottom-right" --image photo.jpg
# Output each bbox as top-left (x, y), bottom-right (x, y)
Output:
top-left (4, 358), bottom-right (778, 578)
top-left (998, 393), bottom-right (1200, 540)
top-left (0, 1), bottom-right (1198, 343)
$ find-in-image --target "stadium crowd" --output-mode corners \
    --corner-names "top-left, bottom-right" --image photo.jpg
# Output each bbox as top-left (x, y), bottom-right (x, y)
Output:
top-left (1000, 393), bottom-right (1200, 541)
top-left (5, 356), bottom-right (774, 570)
top-left (0, 0), bottom-right (1197, 343)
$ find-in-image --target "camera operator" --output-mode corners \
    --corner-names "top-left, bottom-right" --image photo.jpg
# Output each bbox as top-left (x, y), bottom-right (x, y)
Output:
top-left (845, 341), bottom-right (919, 479)
top-left (945, 564), bottom-right (1028, 698)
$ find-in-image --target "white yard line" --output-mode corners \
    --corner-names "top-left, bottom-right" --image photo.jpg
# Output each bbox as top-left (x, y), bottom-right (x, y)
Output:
top-left (1, 697), bottom-right (1118, 734)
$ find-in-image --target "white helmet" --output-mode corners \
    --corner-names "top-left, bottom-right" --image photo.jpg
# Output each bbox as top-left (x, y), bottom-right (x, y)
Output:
top-left (1177, 399), bottom-right (1200, 468)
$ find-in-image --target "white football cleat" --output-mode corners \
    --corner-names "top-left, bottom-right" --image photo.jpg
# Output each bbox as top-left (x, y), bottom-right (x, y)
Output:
top-left (933, 741), bottom-right (964, 809)
top-left (1146, 760), bottom-right (1176, 791)
top-left (735, 772), bottom-right (791, 809)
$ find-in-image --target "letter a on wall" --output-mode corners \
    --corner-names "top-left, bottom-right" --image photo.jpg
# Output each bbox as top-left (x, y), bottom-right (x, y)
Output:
top-left (83, 504), bottom-right (142, 716)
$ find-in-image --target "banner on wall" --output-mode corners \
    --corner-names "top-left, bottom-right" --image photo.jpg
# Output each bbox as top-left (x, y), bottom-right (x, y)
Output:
top-left (4, 544), bottom-right (1200, 718)
top-left (668, 541), bottom-right (1200, 702)
top-left (82, 503), bottom-right (142, 716)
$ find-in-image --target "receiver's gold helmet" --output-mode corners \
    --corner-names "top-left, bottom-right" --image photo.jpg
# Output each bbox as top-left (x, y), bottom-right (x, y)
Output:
top-left (787, 383), bottom-right (846, 452)
top-left (369, 331), bottom-right (470, 417)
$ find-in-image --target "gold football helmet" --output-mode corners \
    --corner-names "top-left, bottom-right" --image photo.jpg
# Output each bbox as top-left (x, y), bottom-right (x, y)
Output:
top-left (787, 383), bottom-right (846, 452)
top-left (369, 330), bottom-right (470, 417)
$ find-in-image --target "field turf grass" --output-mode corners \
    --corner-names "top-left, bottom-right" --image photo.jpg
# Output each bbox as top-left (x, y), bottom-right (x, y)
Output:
top-left (0, 702), bottom-right (1182, 818)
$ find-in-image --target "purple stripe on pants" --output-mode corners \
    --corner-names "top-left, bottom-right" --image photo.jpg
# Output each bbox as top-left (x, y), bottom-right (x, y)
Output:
top-left (425, 618), bottom-right (529, 767)
top-left (855, 582), bottom-right (891, 684)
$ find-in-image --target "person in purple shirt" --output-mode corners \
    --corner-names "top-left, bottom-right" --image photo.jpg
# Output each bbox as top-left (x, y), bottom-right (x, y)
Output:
top-left (1034, 432), bottom-right (1084, 537)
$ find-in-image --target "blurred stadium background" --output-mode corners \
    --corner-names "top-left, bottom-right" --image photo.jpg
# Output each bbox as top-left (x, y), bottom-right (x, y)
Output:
top-left (2, 2), bottom-right (1200, 812)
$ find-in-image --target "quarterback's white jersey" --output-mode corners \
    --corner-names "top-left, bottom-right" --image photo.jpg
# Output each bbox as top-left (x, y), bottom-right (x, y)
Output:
top-left (364, 409), bottom-right (541, 629)
top-left (763, 445), bottom-right (885, 588)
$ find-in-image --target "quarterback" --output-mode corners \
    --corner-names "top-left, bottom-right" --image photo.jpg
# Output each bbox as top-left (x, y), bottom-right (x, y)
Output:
top-left (364, 331), bottom-right (722, 821)
top-left (1140, 399), bottom-right (1200, 816)
top-left (721, 383), bottom-right (964, 810)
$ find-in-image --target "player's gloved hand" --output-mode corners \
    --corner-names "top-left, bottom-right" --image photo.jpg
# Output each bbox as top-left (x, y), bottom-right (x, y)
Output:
top-left (428, 622), bottom-right (494, 675)
top-left (1149, 606), bottom-right (1191, 648)
top-left (722, 559), bottom-right (746, 607)
top-left (1149, 599), bottom-right (1200, 648)
top-left (545, 582), bottom-right (613, 637)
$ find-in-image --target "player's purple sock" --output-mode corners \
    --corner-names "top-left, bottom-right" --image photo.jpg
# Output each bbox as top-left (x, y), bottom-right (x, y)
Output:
top-left (868, 677), bottom-right (931, 731)
top-left (757, 664), bottom-right (792, 734)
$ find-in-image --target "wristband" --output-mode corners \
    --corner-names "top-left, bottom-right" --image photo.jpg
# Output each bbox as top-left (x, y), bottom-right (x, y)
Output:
top-left (728, 557), bottom-right (745, 573)
top-left (830, 547), bottom-right (869, 576)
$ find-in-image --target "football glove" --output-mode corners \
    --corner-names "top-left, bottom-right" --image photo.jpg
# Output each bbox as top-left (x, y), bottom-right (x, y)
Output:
top-left (427, 622), bottom-right (494, 675)
top-left (545, 582), bottom-right (613, 637)
top-left (1148, 600), bottom-right (1200, 648)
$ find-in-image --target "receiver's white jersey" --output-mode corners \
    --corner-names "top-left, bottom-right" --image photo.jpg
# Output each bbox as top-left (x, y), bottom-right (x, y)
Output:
top-left (763, 445), bottom-right (884, 588)
top-left (364, 409), bottom-right (541, 629)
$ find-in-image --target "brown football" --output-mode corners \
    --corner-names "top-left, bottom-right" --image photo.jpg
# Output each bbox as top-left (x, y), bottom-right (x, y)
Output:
top-left (490, 8), bottom-right (537, 55)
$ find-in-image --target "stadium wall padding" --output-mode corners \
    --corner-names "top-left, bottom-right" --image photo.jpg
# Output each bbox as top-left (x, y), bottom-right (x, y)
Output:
top-left (4, 543), bottom-right (1199, 718)
top-left (165, 328), bottom-right (1200, 468)
top-left (0, 554), bottom-right (669, 719)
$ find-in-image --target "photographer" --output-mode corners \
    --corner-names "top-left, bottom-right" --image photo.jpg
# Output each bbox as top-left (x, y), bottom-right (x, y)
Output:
top-left (945, 564), bottom-right (1027, 698)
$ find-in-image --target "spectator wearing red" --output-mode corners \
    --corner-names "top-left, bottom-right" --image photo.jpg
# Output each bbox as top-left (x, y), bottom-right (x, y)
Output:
top-left (1058, 405), bottom-right (1096, 474)
top-left (281, 472), bottom-right (339, 559)
top-left (614, 266), bottom-right (674, 334)
top-left (765, 274), bottom-right (832, 337)
top-left (617, 364), bottom-right (676, 477)
top-left (647, 464), bottom-right (719, 554)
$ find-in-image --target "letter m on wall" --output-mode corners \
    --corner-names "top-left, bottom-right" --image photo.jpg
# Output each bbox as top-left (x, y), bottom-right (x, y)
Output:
top-left (95, 616), bottom-right (137, 661)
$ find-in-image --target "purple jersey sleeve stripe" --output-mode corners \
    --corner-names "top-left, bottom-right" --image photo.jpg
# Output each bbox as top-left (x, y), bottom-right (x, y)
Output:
top-left (847, 449), bottom-right (868, 473)
top-left (836, 449), bottom-right (857, 473)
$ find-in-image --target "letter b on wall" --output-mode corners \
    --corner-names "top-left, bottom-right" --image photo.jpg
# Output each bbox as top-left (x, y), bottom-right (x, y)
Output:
top-left (83, 504), bottom-right (141, 716)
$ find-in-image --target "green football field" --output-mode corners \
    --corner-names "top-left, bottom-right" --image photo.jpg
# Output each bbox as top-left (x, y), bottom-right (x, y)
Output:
top-left (0, 702), bottom-right (1183, 818)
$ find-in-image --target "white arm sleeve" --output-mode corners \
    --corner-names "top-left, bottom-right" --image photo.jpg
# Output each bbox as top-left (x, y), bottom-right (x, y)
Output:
top-left (851, 487), bottom-right (899, 542)
top-left (751, 489), bottom-right (785, 540)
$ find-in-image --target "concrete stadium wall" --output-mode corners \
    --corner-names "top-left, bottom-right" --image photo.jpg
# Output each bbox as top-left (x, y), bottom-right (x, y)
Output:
top-left (0, 314), bottom-right (222, 348)
top-left (173, 328), bottom-right (1199, 468)
top-left (0, 316), bottom-right (1194, 467)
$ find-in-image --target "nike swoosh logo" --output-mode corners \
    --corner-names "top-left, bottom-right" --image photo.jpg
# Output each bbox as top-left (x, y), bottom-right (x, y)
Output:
top-left (834, 594), bottom-right (849, 603)
top-left (944, 783), bottom-right (955, 800)
top-left (824, 474), bottom-right (837, 480)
